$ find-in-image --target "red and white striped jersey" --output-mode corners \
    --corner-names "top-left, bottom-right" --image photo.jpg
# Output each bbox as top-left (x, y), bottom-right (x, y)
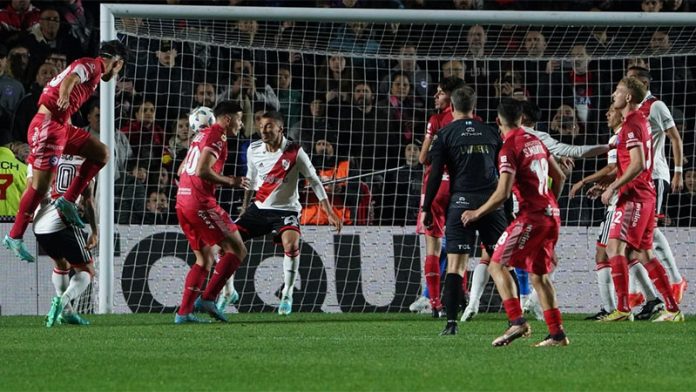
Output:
top-left (246, 137), bottom-right (327, 213)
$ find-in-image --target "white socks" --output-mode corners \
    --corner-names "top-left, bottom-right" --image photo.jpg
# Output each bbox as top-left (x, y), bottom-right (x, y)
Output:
top-left (468, 262), bottom-right (490, 306)
top-left (281, 254), bottom-right (299, 299)
top-left (61, 271), bottom-right (91, 309)
top-left (653, 228), bottom-right (682, 284)
top-left (596, 266), bottom-right (616, 312)
top-left (222, 274), bottom-right (236, 298)
top-left (629, 262), bottom-right (657, 301)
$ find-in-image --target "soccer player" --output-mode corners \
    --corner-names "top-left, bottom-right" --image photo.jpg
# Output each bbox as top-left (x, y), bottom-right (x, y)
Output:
top-left (174, 101), bottom-right (250, 324)
top-left (36, 155), bottom-right (97, 327)
top-left (462, 100), bottom-right (609, 322)
top-left (421, 86), bottom-right (506, 335)
top-left (0, 130), bottom-right (28, 218)
top-left (627, 66), bottom-right (687, 303)
top-left (461, 98), bottom-right (569, 347)
top-left (232, 110), bottom-right (343, 316)
top-left (414, 76), bottom-right (466, 317)
top-left (4, 40), bottom-right (128, 263)
top-left (571, 105), bottom-right (663, 320)
top-left (600, 77), bottom-right (682, 322)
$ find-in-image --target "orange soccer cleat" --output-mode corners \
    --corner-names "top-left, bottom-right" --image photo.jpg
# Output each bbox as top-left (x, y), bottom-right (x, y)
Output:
top-left (628, 292), bottom-right (645, 308)
top-left (672, 279), bottom-right (688, 304)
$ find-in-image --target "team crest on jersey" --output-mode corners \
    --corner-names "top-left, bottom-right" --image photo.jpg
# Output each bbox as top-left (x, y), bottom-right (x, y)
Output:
top-left (49, 156), bottom-right (59, 166)
top-left (221, 134), bottom-right (227, 142)
top-left (281, 159), bottom-right (290, 171)
top-left (500, 155), bottom-right (507, 163)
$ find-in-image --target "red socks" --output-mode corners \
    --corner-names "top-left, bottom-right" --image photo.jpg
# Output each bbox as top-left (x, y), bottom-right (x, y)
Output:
top-left (424, 255), bottom-right (441, 308)
top-left (177, 263), bottom-right (209, 316)
top-left (609, 255), bottom-right (630, 312)
top-left (543, 308), bottom-right (564, 338)
top-left (645, 258), bottom-right (679, 312)
top-left (9, 186), bottom-right (43, 239)
top-left (63, 159), bottom-right (105, 202)
top-left (202, 252), bottom-right (241, 301)
top-left (503, 298), bottom-right (524, 323)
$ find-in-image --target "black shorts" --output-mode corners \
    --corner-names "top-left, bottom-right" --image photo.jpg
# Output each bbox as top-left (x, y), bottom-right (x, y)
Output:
top-left (35, 226), bottom-right (92, 265)
top-left (235, 204), bottom-right (301, 243)
top-left (654, 179), bottom-right (668, 215)
top-left (445, 193), bottom-right (507, 255)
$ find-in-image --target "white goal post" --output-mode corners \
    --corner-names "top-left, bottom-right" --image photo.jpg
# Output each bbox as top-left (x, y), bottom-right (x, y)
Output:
top-left (97, 4), bottom-right (696, 314)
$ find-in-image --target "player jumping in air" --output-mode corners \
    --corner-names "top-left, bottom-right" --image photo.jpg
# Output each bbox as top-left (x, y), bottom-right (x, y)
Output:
top-left (462, 99), bottom-right (569, 347)
top-left (4, 40), bottom-right (128, 262)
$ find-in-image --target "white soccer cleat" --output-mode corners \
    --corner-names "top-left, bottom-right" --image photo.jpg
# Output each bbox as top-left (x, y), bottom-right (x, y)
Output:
top-left (523, 295), bottom-right (545, 321)
top-left (461, 302), bottom-right (479, 322)
top-left (409, 296), bottom-right (430, 313)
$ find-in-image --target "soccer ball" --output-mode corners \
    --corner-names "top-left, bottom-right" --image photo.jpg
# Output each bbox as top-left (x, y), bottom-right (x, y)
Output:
top-left (189, 106), bottom-right (215, 133)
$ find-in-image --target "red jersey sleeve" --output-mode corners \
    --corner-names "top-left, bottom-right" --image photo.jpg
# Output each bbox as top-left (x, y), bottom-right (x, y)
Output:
top-left (426, 114), bottom-right (438, 138)
top-left (498, 138), bottom-right (517, 175)
top-left (202, 128), bottom-right (226, 159)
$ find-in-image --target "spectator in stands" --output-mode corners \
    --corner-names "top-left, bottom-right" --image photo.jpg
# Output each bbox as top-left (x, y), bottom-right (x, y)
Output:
top-left (314, 54), bottom-right (353, 118)
top-left (120, 96), bottom-right (167, 160)
top-left (549, 104), bottom-right (591, 145)
top-left (83, 101), bottom-right (132, 180)
top-left (519, 29), bottom-right (551, 101)
top-left (648, 31), bottom-right (694, 101)
top-left (379, 43), bottom-right (432, 102)
top-left (21, 8), bottom-right (81, 67)
top-left (167, 114), bottom-right (192, 167)
top-left (220, 73), bottom-right (255, 136)
top-left (667, 166), bottom-right (695, 226)
top-left (276, 65), bottom-right (302, 128)
top-left (44, 49), bottom-right (66, 71)
top-left (452, 0), bottom-right (484, 9)
top-left (378, 72), bottom-right (425, 145)
top-left (441, 59), bottom-right (465, 81)
top-left (115, 159), bottom-right (147, 224)
top-left (145, 39), bottom-right (194, 120)
top-left (383, 142), bottom-right (422, 225)
top-left (222, 58), bottom-right (279, 112)
top-left (143, 188), bottom-right (174, 224)
top-left (0, 0), bottom-right (41, 43)
top-left (53, 0), bottom-right (95, 54)
top-left (641, 0), bottom-right (664, 11)
top-left (11, 61), bottom-right (58, 142)
top-left (328, 21), bottom-right (381, 70)
top-left (666, 0), bottom-right (690, 11)
top-left (463, 24), bottom-right (497, 97)
top-left (0, 44), bottom-right (25, 131)
top-left (7, 44), bottom-right (30, 87)
top-left (301, 137), bottom-right (353, 225)
top-left (0, 127), bottom-right (28, 219)
top-left (289, 98), bottom-right (337, 153)
top-left (193, 81), bottom-right (216, 108)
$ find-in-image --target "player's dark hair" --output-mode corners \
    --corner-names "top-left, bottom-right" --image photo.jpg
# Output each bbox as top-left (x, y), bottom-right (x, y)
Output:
top-left (261, 110), bottom-right (285, 127)
top-left (450, 86), bottom-right (476, 113)
top-left (438, 77), bottom-right (466, 95)
top-left (520, 100), bottom-right (542, 126)
top-left (213, 101), bottom-right (243, 118)
top-left (99, 40), bottom-right (129, 62)
top-left (627, 66), bottom-right (652, 82)
top-left (497, 98), bottom-right (523, 126)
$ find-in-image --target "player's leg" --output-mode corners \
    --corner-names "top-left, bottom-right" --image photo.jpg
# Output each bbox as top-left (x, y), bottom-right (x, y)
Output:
top-left (56, 262), bottom-right (94, 326)
top-left (488, 260), bottom-right (531, 346)
top-left (440, 253), bottom-right (468, 335)
top-left (278, 229), bottom-right (301, 316)
top-left (653, 228), bottom-right (687, 302)
top-left (424, 234), bottom-right (444, 317)
top-left (5, 115), bottom-right (60, 261)
top-left (588, 244), bottom-right (615, 320)
top-left (216, 246), bottom-right (240, 313)
top-left (176, 246), bottom-right (215, 324)
top-left (462, 248), bottom-right (490, 322)
top-left (57, 131), bottom-right (108, 226)
top-left (529, 272), bottom-right (569, 347)
top-left (638, 248), bottom-right (683, 322)
top-left (628, 258), bottom-right (659, 309)
top-left (603, 238), bottom-right (633, 321)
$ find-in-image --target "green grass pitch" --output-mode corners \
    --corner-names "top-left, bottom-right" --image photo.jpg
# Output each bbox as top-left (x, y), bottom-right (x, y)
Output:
top-left (0, 313), bottom-right (693, 391)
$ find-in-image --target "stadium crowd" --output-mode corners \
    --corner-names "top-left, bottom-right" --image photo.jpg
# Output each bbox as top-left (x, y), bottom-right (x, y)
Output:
top-left (1, 0), bottom-right (695, 227)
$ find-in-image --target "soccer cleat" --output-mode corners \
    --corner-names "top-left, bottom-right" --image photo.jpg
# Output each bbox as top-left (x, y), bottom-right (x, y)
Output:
top-left (278, 296), bottom-right (292, 316)
top-left (534, 335), bottom-right (570, 347)
top-left (417, 301), bottom-right (433, 315)
top-left (672, 279), bottom-right (688, 304)
top-left (194, 297), bottom-right (228, 322)
top-left (492, 322), bottom-right (531, 347)
top-left (53, 197), bottom-right (85, 228)
top-left (635, 298), bottom-right (664, 321)
top-left (45, 296), bottom-right (64, 328)
top-left (215, 289), bottom-right (240, 314)
top-left (3, 235), bottom-right (35, 263)
top-left (439, 322), bottom-right (458, 336)
top-left (584, 309), bottom-right (610, 320)
top-left (431, 306), bottom-right (445, 319)
top-left (409, 296), bottom-right (430, 313)
top-left (58, 313), bottom-right (90, 325)
top-left (598, 309), bottom-right (634, 322)
top-left (174, 313), bottom-right (211, 324)
top-left (628, 292), bottom-right (645, 308)
top-left (461, 302), bottom-right (478, 322)
top-left (652, 309), bottom-right (685, 323)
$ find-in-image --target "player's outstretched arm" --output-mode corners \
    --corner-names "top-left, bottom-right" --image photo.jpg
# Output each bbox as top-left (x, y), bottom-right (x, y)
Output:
top-left (569, 163), bottom-right (616, 198)
top-left (461, 172), bottom-right (514, 227)
top-left (319, 199), bottom-right (343, 233)
top-left (81, 182), bottom-right (98, 250)
top-left (196, 148), bottom-right (246, 188)
top-left (57, 74), bottom-right (81, 111)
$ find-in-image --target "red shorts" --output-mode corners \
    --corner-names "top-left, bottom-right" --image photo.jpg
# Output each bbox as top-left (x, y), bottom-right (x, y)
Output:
top-left (176, 203), bottom-right (238, 251)
top-left (608, 199), bottom-right (655, 250)
top-left (416, 178), bottom-right (449, 238)
top-left (27, 113), bottom-right (91, 170)
top-left (491, 215), bottom-right (560, 275)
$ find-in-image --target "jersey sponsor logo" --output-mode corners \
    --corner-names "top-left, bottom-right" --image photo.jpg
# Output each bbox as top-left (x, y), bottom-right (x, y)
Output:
top-left (517, 224), bottom-right (533, 249)
top-left (457, 244), bottom-right (471, 251)
top-left (462, 127), bottom-right (481, 136)
top-left (454, 196), bottom-right (469, 207)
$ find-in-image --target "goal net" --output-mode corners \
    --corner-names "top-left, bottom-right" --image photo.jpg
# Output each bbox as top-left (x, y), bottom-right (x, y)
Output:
top-left (90, 6), bottom-right (696, 315)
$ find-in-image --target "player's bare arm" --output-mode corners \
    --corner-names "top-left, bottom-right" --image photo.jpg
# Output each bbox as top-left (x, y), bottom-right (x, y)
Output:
top-left (418, 135), bottom-right (432, 165)
top-left (461, 172), bottom-right (514, 227)
top-left (81, 182), bottom-right (98, 250)
top-left (601, 146), bottom-right (645, 205)
top-left (196, 149), bottom-right (249, 189)
top-left (547, 155), bottom-right (566, 197)
top-left (570, 163), bottom-right (616, 198)
top-left (319, 198), bottom-right (343, 233)
top-left (665, 126), bottom-right (684, 192)
top-left (56, 74), bottom-right (81, 111)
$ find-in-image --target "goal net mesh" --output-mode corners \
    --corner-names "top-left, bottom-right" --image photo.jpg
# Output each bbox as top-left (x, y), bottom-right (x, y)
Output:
top-left (107, 13), bottom-right (695, 314)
